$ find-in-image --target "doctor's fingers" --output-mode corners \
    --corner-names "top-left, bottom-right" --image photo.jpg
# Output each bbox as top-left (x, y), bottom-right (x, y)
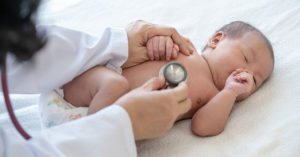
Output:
top-left (171, 44), bottom-right (179, 59)
top-left (175, 97), bottom-right (192, 116)
top-left (142, 76), bottom-right (166, 91)
top-left (157, 83), bottom-right (191, 116)
top-left (161, 82), bottom-right (190, 104)
top-left (182, 37), bottom-right (196, 55)
top-left (140, 77), bottom-right (189, 103)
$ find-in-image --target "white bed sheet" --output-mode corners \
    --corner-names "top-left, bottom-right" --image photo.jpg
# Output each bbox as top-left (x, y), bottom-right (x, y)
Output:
top-left (0, 0), bottom-right (299, 156)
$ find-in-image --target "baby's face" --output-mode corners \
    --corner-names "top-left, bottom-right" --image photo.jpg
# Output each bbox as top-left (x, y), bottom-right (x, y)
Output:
top-left (203, 32), bottom-right (274, 100)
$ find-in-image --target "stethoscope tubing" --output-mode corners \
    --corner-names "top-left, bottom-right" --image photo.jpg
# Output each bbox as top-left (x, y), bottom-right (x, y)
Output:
top-left (1, 57), bottom-right (31, 140)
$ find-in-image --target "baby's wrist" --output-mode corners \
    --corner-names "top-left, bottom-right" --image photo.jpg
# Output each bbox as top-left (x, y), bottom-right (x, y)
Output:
top-left (223, 88), bottom-right (238, 98)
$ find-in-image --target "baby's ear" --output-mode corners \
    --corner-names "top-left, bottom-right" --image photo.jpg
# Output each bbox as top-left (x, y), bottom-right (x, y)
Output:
top-left (207, 31), bottom-right (226, 49)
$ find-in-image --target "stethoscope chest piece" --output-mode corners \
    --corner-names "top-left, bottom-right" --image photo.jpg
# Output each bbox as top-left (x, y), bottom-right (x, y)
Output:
top-left (159, 61), bottom-right (187, 88)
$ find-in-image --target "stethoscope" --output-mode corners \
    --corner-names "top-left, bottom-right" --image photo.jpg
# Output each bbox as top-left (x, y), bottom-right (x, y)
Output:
top-left (1, 57), bottom-right (32, 140)
top-left (159, 61), bottom-right (187, 88)
top-left (0, 60), bottom-right (187, 141)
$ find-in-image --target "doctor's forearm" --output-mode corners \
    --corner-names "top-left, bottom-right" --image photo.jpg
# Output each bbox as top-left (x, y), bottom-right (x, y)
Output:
top-left (191, 89), bottom-right (237, 136)
top-left (5, 25), bottom-right (128, 93)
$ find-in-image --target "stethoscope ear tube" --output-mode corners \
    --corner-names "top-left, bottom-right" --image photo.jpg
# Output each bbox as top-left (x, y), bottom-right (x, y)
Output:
top-left (1, 56), bottom-right (31, 140)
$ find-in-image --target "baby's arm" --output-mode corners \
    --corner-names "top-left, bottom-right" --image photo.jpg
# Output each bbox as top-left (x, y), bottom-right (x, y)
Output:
top-left (191, 69), bottom-right (254, 136)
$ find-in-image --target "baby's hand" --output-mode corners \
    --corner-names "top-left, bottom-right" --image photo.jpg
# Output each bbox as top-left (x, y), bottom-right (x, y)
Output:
top-left (224, 69), bottom-right (254, 97)
top-left (146, 36), bottom-right (180, 61)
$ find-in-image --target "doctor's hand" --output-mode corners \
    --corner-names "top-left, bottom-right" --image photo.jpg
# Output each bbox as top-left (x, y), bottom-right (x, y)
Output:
top-left (122, 20), bottom-right (195, 68)
top-left (115, 76), bottom-right (192, 140)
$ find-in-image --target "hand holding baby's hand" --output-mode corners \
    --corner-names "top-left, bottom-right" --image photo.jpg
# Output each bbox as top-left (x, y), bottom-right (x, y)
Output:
top-left (146, 36), bottom-right (180, 61)
top-left (224, 69), bottom-right (254, 97)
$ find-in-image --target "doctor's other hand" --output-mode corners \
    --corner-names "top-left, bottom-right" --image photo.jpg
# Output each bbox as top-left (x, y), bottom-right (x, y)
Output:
top-left (115, 76), bottom-right (192, 140)
top-left (122, 20), bottom-right (196, 68)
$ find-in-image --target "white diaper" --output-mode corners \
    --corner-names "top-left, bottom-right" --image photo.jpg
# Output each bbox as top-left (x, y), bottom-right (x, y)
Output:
top-left (39, 89), bottom-right (88, 128)
top-left (39, 65), bottom-right (122, 128)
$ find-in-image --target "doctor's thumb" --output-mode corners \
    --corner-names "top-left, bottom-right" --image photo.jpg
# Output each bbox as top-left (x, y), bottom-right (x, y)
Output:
top-left (142, 76), bottom-right (166, 91)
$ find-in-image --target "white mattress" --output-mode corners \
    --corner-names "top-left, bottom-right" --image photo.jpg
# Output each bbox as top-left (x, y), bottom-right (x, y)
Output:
top-left (1, 0), bottom-right (300, 156)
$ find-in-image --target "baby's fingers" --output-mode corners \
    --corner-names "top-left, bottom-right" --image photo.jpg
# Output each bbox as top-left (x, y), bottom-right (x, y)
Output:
top-left (158, 36), bottom-right (166, 60)
top-left (234, 76), bottom-right (247, 83)
top-left (147, 38), bottom-right (154, 60)
top-left (153, 37), bottom-right (160, 60)
top-left (234, 72), bottom-right (253, 83)
top-left (166, 37), bottom-right (174, 61)
top-left (232, 68), bottom-right (244, 76)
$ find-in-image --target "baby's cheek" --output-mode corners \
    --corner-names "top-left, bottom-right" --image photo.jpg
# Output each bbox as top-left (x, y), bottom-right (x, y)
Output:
top-left (251, 84), bottom-right (256, 93)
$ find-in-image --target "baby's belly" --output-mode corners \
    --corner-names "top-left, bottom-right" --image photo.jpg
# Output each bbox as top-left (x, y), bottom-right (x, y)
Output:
top-left (122, 60), bottom-right (167, 89)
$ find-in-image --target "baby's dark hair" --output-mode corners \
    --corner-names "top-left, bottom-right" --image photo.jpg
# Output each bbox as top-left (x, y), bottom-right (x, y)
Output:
top-left (203, 21), bottom-right (274, 62)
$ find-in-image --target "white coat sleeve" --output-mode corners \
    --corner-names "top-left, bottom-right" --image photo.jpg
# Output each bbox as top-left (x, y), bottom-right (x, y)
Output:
top-left (0, 105), bottom-right (137, 157)
top-left (0, 25), bottom-right (137, 156)
top-left (4, 25), bottom-right (128, 94)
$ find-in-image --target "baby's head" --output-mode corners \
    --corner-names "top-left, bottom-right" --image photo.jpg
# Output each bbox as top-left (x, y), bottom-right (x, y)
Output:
top-left (202, 21), bottom-right (274, 101)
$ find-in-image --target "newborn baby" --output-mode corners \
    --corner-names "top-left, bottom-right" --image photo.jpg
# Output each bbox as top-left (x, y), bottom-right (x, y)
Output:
top-left (62, 21), bottom-right (274, 136)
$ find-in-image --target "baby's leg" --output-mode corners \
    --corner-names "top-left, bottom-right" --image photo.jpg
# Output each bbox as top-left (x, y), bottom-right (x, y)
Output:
top-left (63, 66), bottom-right (129, 115)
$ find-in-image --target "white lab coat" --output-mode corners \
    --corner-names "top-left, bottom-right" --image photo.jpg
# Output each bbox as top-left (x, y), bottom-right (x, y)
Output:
top-left (0, 25), bottom-right (137, 157)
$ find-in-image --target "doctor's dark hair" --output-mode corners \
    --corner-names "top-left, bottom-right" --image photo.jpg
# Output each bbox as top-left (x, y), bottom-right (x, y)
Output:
top-left (202, 21), bottom-right (274, 62)
top-left (0, 0), bottom-right (45, 65)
